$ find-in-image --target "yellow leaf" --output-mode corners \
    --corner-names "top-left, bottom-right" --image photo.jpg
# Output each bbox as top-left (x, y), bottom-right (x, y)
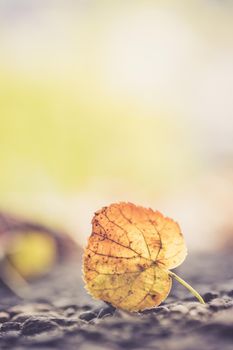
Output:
top-left (8, 232), bottom-right (57, 278)
top-left (83, 202), bottom-right (204, 312)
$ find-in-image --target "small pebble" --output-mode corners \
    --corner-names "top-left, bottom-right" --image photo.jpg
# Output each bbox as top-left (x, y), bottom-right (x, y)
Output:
top-left (189, 305), bottom-right (209, 317)
top-left (203, 291), bottom-right (219, 303)
top-left (96, 306), bottom-right (116, 319)
top-left (22, 317), bottom-right (58, 336)
top-left (64, 307), bottom-right (76, 317)
top-left (170, 305), bottom-right (188, 314)
top-left (79, 311), bottom-right (97, 322)
top-left (1, 322), bottom-right (21, 331)
top-left (12, 313), bottom-right (31, 323)
top-left (209, 298), bottom-right (230, 311)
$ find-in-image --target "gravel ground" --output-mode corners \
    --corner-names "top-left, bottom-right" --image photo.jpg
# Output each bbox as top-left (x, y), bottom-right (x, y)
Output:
top-left (0, 252), bottom-right (232, 350)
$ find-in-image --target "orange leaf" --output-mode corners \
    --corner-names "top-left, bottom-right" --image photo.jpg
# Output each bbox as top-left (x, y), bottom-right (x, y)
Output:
top-left (83, 202), bottom-right (203, 312)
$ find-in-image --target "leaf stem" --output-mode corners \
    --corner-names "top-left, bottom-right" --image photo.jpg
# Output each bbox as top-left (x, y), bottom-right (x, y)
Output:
top-left (169, 271), bottom-right (205, 304)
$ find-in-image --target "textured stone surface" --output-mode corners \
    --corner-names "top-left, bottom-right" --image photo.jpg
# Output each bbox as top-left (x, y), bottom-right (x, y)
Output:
top-left (0, 252), bottom-right (232, 349)
top-left (0, 312), bottom-right (10, 323)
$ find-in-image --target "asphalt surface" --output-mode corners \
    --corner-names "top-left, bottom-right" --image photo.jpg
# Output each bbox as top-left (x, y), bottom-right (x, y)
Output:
top-left (0, 252), bottom-right (232, 350)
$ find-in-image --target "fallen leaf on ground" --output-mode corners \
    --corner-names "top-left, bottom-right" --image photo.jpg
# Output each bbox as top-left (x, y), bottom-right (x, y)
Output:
top-left (83, 202), bottom-right (204, 312)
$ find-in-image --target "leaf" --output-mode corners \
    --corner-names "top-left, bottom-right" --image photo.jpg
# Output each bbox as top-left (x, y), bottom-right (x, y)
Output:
top-left (8, 232), bottom-right (57, 278)
top-left (83, 202), bottom-right (204, 312)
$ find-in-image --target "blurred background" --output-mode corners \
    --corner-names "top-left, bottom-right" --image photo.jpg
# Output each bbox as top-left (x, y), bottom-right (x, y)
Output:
top-left (0, 0), bottom-right (233, 259)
